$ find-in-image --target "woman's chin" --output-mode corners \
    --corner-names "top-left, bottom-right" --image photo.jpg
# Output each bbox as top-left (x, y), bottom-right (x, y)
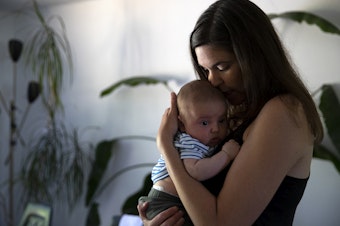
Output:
top-left (225, 93), bottom-right (246, 106)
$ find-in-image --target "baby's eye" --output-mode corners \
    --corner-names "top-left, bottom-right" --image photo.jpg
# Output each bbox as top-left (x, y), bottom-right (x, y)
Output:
top-left (201, 121), bottom-right (208, 126)
top-left (219, 118), bottom-right (227, 124)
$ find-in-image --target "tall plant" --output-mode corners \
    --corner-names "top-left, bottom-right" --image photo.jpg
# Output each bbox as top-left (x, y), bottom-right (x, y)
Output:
top-left (25, 0), bottom-right (73, 119)
top-left (0, 1), bottom-right (90, 225)
top-left (19, 0), bottom-right (92, 211)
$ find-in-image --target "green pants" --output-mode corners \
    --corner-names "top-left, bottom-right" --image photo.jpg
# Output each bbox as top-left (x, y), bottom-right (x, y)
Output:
top-left (138, 188), bottom-right (194, 226)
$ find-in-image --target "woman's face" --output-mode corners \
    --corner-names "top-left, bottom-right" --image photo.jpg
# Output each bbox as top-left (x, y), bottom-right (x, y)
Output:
top-left (195, 45), bottom-right (246, 105)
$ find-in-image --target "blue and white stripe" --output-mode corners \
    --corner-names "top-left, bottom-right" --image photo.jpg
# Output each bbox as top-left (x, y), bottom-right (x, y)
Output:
top-left (151, 132), bottom-right (215, 183)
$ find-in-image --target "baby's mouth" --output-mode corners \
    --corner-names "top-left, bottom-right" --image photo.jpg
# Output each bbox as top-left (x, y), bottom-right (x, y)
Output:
top-left (209, 137), bottom-right (221, 147)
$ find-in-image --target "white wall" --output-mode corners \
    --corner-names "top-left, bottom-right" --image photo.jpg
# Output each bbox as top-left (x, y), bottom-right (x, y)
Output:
top-left (0, 0), bottom-right (340, 225)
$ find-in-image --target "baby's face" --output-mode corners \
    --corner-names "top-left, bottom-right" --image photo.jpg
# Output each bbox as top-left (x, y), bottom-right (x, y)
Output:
top-left (181, 100), bottom-right (228, 147)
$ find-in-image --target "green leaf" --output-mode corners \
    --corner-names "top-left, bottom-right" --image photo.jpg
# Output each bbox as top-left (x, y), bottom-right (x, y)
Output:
top-left (85, 136), bottom-right (155, 207)
top-left (85, 140), bottom-right (115, 206)
top-left (91, 163), bottom-right (154, 207)
top-left (122, 173), bottom-right (152, 215)
top-left (319, 84), bottom-right (340, 154)
top-left (100, 76), bottom-right (169, 97)
top-left (268, 11), bottom-right (340, 36)
top-left (25, 0), bottom-right (73, 116)
top-left (86, 202), bottom-right (101, 226)
top-left (314, 144), bottom-right (340, 173)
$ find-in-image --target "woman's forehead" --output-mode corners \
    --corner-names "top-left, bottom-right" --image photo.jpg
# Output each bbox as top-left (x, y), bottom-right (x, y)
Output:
top-left (195, 45), bottom-right (234, 66)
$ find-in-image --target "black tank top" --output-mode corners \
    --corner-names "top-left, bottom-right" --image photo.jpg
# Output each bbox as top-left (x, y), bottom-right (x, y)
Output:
top-left (202, 119), bottom-right (308, 225)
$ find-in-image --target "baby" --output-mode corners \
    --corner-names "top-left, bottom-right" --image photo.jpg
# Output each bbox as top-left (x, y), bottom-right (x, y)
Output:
top-left (139, 80), bottom-right (240, 225)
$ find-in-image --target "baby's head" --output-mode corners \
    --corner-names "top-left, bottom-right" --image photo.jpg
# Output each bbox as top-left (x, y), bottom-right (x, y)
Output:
top-left (177, 80), bottom-right (228, 146)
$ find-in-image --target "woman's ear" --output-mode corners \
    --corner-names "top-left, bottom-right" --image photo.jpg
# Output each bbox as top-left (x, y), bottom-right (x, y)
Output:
top-left (178, 115), bottom-right (186, 132)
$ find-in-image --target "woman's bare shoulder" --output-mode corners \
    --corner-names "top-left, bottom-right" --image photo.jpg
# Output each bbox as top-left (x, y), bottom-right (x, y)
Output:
top-left (243, 94), bottom-right (313, 167)
top-left (254, 95), bottom-right (307, 129)
top-left (217, 96), bottom-right (313, 224)
top-left (244, 95), bottom-right (302, 138)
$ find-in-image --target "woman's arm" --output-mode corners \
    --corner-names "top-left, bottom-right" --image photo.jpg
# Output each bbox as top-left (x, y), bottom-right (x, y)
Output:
top-left (183, 140), bottom-right (240, 181)
top-left (159, 94), bottom-right (313, 225)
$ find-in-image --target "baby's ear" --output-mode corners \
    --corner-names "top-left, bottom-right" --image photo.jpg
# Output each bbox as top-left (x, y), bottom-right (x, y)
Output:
top-left (178, 116), bottom-right (185, 132)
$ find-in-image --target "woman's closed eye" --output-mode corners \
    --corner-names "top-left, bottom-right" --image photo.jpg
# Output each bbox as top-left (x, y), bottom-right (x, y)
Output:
top-left (200, 62), bottom-right (231, 78)
top-left (216, 62), bottom-right (231, 71)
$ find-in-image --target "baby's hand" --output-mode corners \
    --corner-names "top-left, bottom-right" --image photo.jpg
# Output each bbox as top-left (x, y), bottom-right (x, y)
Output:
top-left (221, 139), bottom-right (240, 160)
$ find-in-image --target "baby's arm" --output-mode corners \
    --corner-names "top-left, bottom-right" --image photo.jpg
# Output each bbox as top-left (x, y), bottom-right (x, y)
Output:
top-left (183, 139), bottom-right (240, 181)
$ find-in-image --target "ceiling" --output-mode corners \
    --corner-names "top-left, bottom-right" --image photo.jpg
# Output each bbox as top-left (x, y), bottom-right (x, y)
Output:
top-left (0, 0), bottom-right (90, 11)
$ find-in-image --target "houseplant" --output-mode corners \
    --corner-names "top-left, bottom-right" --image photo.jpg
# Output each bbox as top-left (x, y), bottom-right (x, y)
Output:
top-left (84, 77), bottom-right (174, 226)
top-left (20, 0), bottom-right (91, 210)
top-left (0, 1), bottom-right (91, 225)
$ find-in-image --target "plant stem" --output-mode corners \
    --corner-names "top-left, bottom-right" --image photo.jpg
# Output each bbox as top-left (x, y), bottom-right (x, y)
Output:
top-left (0, 91), bottom-right (10, 116)
top-left (8, 101), bottom-right (14, 226)
top-left (7, 59), bottom-right (18, 226)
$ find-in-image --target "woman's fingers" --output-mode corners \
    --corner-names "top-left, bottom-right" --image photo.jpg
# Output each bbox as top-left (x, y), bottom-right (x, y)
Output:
top-left (153, 206), bottom-right (183, 226)
top-left (137, 203), bottom-right (184, 226)
top-left (137, 201), bottom-right (148, 220)
top-left (167, 92), bottom-right (178, 130)
top-left (157, 93), bottom-right (179, 150)
top-left (169, 92), bottom-right (178, 114)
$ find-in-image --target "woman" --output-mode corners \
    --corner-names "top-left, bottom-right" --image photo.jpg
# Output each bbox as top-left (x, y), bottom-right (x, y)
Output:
top-left (138, 0), bottom-right (323, 225)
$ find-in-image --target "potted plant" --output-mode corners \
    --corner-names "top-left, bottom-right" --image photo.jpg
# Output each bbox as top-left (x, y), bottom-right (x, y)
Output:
top-left (20, 0), bottom-right (91, 210)
top-left (0, 1), bottom-right (91, 225)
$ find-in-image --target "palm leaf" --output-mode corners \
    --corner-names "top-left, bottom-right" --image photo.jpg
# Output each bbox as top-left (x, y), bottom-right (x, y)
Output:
top-left (25, 0), bottom-right (72, 114)
top-left (100, 76), bottom-right (171, 97)
top-left (86, 202), bottom-right (100, 226)
top-left (85, 136), bottom-right (155, 206)
top-left (121, 173), bottom-right (152, 215)
top-left (85, 140), bottom-right (115, 206)
top-left (268, 11), bottom-right (340, 36)
top-left (311, 84), bottom-right (340, 174)
top-left (319, 84), bottom-right (340, 153)
top-left (314, 144), bottom-right (340, 173)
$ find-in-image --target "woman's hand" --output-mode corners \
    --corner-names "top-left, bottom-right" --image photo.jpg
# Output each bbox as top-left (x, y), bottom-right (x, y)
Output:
top-left (137, 202), bottom-right (185, 226)
top-left (157, 92), bottom-right (179, 154)
top-left (222, 139), bottom-right (240, 160)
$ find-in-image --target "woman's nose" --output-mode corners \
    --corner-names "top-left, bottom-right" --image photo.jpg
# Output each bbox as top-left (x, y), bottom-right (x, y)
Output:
top-left (208, 72), bottom-right (223, 87)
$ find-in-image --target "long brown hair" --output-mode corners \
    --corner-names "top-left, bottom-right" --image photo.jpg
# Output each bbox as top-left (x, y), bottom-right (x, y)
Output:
top-left (190, 0), bottom-right (323, 143)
